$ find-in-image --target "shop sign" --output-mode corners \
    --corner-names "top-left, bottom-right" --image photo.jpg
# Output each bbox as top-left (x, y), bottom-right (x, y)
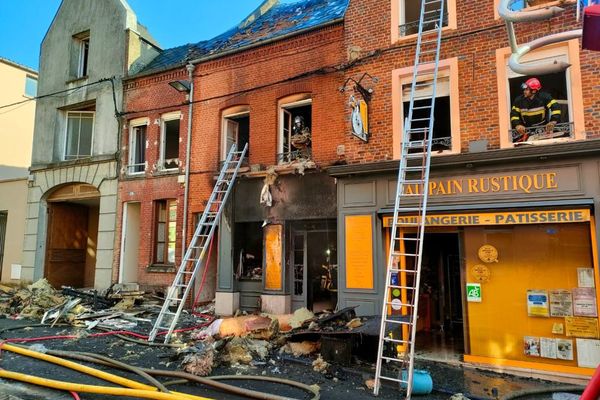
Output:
top-left (466, 283), bottom-right (482, 302)
top-left (383, 209), bottom-right (590, 228)
top-left (402, 172), bottom-right (561, 196)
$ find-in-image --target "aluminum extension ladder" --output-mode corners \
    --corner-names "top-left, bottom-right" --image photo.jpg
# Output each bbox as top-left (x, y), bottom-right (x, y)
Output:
top-left (148, 143), bottom-right (248, 343)
top-left (373, 0), bottom-right (445, 397)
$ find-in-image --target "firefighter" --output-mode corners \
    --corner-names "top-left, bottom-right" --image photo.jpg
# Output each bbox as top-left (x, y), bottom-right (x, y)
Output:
top-left (510, 77), bottom-right (561, 142)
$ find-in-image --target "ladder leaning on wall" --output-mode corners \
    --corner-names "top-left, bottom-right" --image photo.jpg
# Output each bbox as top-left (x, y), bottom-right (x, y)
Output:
top-left (373, 0), bottom-right (445, 397)
top-left (148, 143), bottom-right (248, 344)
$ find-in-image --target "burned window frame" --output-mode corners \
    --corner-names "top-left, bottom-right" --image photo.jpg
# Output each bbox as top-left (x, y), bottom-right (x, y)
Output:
top-left (127, 118), bottom-right (148, 175)
top-left (221, 107), bottom-right (250, 161)
top-left (278, 95), bottom-right (313, 164)
top-left (159, 112), bottom-right (181, 171)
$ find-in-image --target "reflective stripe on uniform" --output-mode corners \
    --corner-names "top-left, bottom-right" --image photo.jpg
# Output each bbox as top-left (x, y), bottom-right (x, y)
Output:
top-left (511, 116), bottom-right (521, 121)
top-left (551, 110), bottom-right (561, 115)
top-left (547, 100), bottom-right (557, 108)
top-left (512, 106), bottom-right (521, 112)
top-left (521, 109), bottom-right (546, 117)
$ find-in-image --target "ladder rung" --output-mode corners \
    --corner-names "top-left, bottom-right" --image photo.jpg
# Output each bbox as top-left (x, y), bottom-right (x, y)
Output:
top-left (412, 105), bottom-right (432, 110)
top-left (420, 49), bottom-right (438, 55)
top-left (410, 117), bottom-right (431, 122)
top-left (400, 179), bottom-right (425, 184)
top-left (387, 284), bottom-right (417, 290)
top-left (382, 337), bottom-right (411, 344)
top-left (379, 376), bottom-right (409, 384)
top-left (391, 251), bottom-right (419, 257)
top-left (390, 268), bottom-right (418, 274)
top-left (393, 237), bottom-right (421, 242)
top-left (384, 318), bottom-right (412, 325)
top-left (385, 301), bottom-right (415, 308)
top-left (381, 356), bottom-right (409, 363)
top-left (403, 166), bottom-right (426, 172)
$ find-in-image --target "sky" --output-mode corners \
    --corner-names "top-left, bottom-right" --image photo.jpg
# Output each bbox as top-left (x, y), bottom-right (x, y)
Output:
top-left (0, 0), bottom-right (265, 71)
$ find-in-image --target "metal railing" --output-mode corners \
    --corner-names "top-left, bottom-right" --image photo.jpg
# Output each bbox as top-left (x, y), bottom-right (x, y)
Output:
top-left (126, 163), bottom-right (145, 174)
top-left (407, 135), bottom-right (452, 151)
top-left (510, 121), bottom-right (574, 143)
top-left (399, 13), bottom-right (449, 37)
top-left (277, 148), bottom-right (312, 164)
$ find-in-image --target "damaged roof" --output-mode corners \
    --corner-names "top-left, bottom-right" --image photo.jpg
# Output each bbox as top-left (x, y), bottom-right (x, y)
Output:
top-left (138, 0), bottom-right (349, 75)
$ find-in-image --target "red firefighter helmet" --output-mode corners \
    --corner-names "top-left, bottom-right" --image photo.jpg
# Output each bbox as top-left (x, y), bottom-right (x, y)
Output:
top-left (521, 78), bottom-right (542, 91)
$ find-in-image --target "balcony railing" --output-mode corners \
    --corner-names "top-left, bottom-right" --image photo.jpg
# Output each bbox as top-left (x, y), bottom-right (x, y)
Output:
top-left (399, 13), bottom-right (449, 37)
top-left (277, 148), bottom-right (312, 164)
top-left (510, 122), bottom-right (574, 144)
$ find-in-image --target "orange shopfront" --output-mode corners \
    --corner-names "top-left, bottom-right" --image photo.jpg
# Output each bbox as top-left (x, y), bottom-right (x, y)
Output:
top-left (333, 158), bottom-right (600, 379)
top-left (382, 208), bottom-right (599, 377)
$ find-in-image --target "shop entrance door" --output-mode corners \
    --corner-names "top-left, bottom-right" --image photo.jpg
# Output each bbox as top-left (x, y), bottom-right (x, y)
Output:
top-left (289, 221), bottom-right (337, 312)
top-left (417, 232), bottom-right (464, 357)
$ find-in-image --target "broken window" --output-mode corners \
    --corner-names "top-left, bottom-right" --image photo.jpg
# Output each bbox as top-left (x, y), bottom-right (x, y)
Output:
top-left (0, 212), bottom-right (6, 269)
top-left (160, 114), bottom-right (180, 170)
top-left (222, 111), bottom-right (249, 160)
top-left (65, 111), bottom-right (94, 160)
top-left (128, 122), bottom-right (147, 174)
top-left (154, 200), bottom-right (177, 264)
top-left (402, 75), bottom-right (452, 151)
top-left (398, 0), bottom-right (448, 37)
top-left (279, 98), bottom-right (312, 164)
top-left (506, 54), bottom-right (573, 144)
top-left (233, 222), bottom-right (263, 281)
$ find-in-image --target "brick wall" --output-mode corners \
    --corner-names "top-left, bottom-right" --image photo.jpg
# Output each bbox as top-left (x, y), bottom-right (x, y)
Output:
top-left (341, 0), bottom-right (600, 162)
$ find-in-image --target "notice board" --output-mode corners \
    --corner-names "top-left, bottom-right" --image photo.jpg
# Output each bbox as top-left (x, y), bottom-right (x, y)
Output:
top-left (345, 215), bottom-right (374, 289)
top-left (264, 224), bottom-right (283, 290)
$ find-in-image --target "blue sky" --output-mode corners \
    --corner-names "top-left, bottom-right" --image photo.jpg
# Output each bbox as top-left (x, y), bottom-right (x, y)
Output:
top-left (0, 0), bottom-right (264, 70)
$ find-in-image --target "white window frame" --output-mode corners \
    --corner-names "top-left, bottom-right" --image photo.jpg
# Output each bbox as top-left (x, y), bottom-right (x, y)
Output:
top-left (278, 98), bottom-right (312, 163)
top-left (128, 118), bottom-right (149, 175)
top-left (63, 110), bottom-right (95, 160)
top-left (398, 0), bottom-right (449, 37)
top-left (159, 112), bottom-right (181, 171)
top-left (77, 36), bottom-right (90, 78)
top-left (221, 110), bottom-right (249, 161)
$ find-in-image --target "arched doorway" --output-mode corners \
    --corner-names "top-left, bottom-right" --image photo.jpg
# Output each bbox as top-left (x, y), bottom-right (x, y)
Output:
top-left (45, 183), bottom-right (100, 288)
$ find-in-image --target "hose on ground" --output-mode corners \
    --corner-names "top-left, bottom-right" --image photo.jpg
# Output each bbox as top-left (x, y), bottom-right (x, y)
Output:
top-left (500, 385), bottom-right (586, 400)
top-left (0, 369), bottom-right (208, 400)
top-left (52, 349), bottom-right (319, 400)
top-left (0, 342), bottom-right (202, 400)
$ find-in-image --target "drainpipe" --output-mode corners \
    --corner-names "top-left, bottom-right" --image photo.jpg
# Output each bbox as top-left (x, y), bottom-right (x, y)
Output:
top-left (181, 63), bottom-right (195, 260)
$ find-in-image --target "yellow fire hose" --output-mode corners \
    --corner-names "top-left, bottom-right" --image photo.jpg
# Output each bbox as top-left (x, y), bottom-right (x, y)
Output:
top-left (0, 369), bottom-right (203, 400)
top-left (0, 342), bottom-right (209, 400)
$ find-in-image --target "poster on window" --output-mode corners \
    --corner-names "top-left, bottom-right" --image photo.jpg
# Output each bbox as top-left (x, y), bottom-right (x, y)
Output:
top-left (524, 336), bottom-right (541, 357)
top-left (540, 338), bottom-right (558, 359)
top-left (565, 316), bottom-right (600, 339)
top-left (573, 287), bottom-right (598, 317)
top-left (577, 268), bottom-right (595, 288)
top-left (556, 339), bottom-right (574, 360)
top-left (549, 289), bottom-right (573, 317)
top-left (527, 290), bottom-right (549, 317)
top-left (576, 339), bottom-right (600, 368)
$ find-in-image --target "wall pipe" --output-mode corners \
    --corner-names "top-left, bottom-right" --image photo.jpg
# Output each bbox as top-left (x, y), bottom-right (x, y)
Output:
top-left (181, 63), bottom-right (195, 262)
top-left (498, 0), bottom-right (582, 74)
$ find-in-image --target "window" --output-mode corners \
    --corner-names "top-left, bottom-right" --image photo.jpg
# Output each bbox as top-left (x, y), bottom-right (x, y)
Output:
top-left (233, 222), bottom-right (263, 280)
top-left (160, 114), bottom-right (180, 170)
top-left (128, 122), bottom-right (147, 174)
top-left (77, 36), bottom-right (90, 77)
top-left (279, 96), bottom-right (312, 164)
top-left (25, 76), bottom-right (37, 97)
top-left (507, 0), bottom-right (556, 11)
top-left (496, 40), bottom-right (585, 148)
top-left (64, 111), bottom-right (94, 160)
top-left (0, 212), bottom-right (6, 269)
top-left (154, 200), bottom-right (177, 264)
top-left (221, 108), bottom-right (250, 160)
top-left (398, 0), bottom-right (448, 37)
top-left (392, 58), bottom-right (460, 157)
top-left (402, 75), bottom-right (452, 152)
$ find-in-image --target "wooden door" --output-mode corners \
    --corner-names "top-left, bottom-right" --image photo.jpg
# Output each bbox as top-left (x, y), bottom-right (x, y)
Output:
top-left (45, 203), bottom-right (89, 288)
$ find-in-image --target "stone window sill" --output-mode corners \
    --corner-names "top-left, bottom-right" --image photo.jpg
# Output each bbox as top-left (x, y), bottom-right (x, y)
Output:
top-left (147, 264), bottom-right (176, 273)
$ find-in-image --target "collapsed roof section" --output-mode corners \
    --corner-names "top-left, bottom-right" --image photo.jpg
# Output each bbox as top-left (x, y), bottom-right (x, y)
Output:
top-left (137, 0), bottom-right (349, 76)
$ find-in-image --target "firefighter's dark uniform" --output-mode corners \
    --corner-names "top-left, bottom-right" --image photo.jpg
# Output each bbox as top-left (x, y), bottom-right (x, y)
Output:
top-left (510, 92), bottom-right (562, 132)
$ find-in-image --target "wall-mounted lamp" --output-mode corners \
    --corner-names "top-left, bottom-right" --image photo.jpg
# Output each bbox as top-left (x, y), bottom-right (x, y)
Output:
top-left (169, 80), bottom-right (191, 93)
